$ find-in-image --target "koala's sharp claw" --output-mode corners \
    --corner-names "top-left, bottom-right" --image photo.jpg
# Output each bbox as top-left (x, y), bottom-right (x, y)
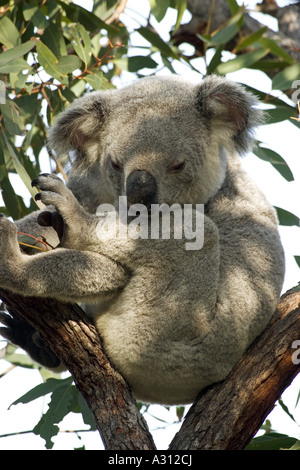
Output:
top-left (34, 193), bottom-right (42, 201)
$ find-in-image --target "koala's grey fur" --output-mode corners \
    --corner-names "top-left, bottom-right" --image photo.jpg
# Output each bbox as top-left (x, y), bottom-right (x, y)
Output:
top-left (0, 75), bottom-right (285, 405)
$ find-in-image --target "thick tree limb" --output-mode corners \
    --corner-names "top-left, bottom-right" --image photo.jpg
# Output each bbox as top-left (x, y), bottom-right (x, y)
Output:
top-left (0, 288), bottom-right (156, 451)
top-left (169, 289), bottom-right (300, 450)
top-left (0, 287), bottom-right (299, 450)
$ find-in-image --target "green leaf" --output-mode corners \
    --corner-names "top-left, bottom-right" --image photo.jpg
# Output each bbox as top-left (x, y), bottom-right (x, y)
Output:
top-left (114, 55), bottom-right (158, 72)
top-left (236, 26), bottom-right (268, 51)
top-left (259, 37), bottom-right (294, 64)
top-left (150, 0), bottom-right (170, 23)
top-left (266, 105), bottom-right (296, 124)
top-left (272, 63), bottom-right (300, 91)
top-left (0, 15), bottom-right (20, 48)
top-left (10, 377), bottom-right (73, 406)
top-left (210, 9), bottom-right (245, 47)
top-left (246, 433), bottom-right (298, 450)
top-left (206, 46), bottom-right (223, 75)
top-left (253, 145), bottom-right (294, 182)
top-left (217, 48), bottom-right (269, 74)
top-left (84, 70), bottom-right (114, 90)
top-left (42, 22), bottom-right (67, 57)
top-left (172, 0), bottom-right (187, 31)
top-left (278, 398), bottom-right (296, 422)
top-left (0, 173), bottom-right (21, 220)
top-left (0, 99), bottom-right (25, 135)
top-left (2, 129), bottom-right (38, 201)
top-left (32, 379), bottom-right (77, 449)
top-left (57, 0), bottom-right (118, 33)
top-left (226, 0), bottom-right (240, 14)
top-left (36, 41), bottom-right (68, 84)
top-left (56, 55), bottom-right (82, 74)
top-left (70, 24), bottom-right (92, 67)
top-left (0, 39), bottom-right (38, 67)
top-left (137, 26), bottom-right (178, 60)
top-left (275, 207), bottom-right (300, 226)
top-left (0, 58), bottom-right (29, 74)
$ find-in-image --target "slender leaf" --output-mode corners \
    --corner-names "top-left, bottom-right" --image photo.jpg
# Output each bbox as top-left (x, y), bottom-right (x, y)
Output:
top-left (259, 37), bottom-right (294, 64)
top-left (173, 0), bottom-right (187, 32)
top-left (137, 26), bottom-right (178, 60)
top-left (2, 129), bottom-right (38, 201)
top-left (0, 39), bottom-right (38, 67)
top-left (236, 27), bottom-right (268, 51)
top-left (253, 145), bottom-right (294, 182)
top-left (272, 63), bottom-right (300, 91)
top-left (216, 48), bottom-right (269, 74)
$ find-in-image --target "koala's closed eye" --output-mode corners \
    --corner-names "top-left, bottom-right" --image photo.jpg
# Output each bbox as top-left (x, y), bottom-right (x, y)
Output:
top-left (111, 158), bottom-right (123, 172)
top-left (169, 161), bottom-right (186, 173)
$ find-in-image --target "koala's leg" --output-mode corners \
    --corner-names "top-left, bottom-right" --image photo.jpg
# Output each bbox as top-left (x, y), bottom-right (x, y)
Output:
top-left (0, 214), bottom-right (129, 303)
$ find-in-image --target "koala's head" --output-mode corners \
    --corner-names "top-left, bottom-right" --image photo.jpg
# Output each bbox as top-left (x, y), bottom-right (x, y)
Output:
top-left (48, 75), bottom-right (262, 207)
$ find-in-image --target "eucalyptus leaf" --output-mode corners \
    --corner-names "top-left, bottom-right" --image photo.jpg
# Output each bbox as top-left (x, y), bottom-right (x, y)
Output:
top-left (275, 207), bottom-right (300, 226)
top-left (272, 63), bottom-right (300, 91)
top-left (216, 48), bottom-right (269, 74)
top-left (70, 24), bottom-right (92, 67)
top-left (0, 39), bottom-right (38, 67)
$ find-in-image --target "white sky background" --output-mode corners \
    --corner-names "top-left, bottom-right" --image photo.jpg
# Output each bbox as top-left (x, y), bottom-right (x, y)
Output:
top-left (0, 0), bottom-right (300, 450)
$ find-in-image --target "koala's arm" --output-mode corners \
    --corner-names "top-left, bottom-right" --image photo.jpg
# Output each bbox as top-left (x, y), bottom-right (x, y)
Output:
top-left (0, 214), bottom-right (129, 303)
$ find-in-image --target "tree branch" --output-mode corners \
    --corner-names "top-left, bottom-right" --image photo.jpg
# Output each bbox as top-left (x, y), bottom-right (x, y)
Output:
top-left (0, 288), bottom-right (156, 451)
top-left (169, 289), bottom-right (300, 450)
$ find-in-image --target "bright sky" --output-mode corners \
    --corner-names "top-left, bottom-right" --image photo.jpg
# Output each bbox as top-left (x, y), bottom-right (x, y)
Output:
top-left (0, 0), bottom-right (300, 450)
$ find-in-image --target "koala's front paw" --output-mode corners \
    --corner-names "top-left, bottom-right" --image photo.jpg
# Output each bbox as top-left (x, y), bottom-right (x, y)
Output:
top-left (32, 173), bottom-right (72, 209)
top-left (32, 173), bottom-right (83, 222)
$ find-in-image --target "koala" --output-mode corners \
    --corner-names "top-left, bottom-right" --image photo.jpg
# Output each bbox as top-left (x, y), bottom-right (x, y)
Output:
top-left (0, 75), bottom-right (285, 405)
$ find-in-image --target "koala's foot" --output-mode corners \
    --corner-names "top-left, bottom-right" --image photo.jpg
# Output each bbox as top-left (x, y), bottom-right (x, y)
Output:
top-left (0, 309), bottom-right (62, 369)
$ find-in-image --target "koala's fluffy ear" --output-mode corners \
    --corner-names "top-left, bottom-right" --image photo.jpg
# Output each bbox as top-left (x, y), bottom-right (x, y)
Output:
top-left (48, 92), bottom-right (106, 157)
top-left (195, 75), bottom-right (263, 154)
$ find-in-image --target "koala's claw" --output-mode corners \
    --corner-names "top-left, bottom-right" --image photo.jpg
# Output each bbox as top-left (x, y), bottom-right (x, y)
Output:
top-left (0, 310), bottom-right (61, 369)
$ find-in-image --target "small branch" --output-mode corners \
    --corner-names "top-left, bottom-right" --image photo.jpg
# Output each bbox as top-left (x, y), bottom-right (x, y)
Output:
top-left (106, 0), bottom-right (128, 25)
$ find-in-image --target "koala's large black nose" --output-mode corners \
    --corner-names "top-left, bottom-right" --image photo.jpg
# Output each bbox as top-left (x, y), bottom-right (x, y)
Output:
top-left (126, 170), bottom-right (157, 208)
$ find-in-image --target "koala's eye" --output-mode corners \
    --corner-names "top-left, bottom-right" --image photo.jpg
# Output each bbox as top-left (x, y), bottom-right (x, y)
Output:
top-left (170, 161), bottom-right (186, 173)
top-left (111, 159), bottom-right (122, 172)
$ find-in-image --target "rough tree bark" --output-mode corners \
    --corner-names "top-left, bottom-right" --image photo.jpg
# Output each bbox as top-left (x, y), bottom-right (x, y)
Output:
top-left (0, 288), bottom-right (156, 451)
top-left (0, 286), bottom-right (299, 450)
